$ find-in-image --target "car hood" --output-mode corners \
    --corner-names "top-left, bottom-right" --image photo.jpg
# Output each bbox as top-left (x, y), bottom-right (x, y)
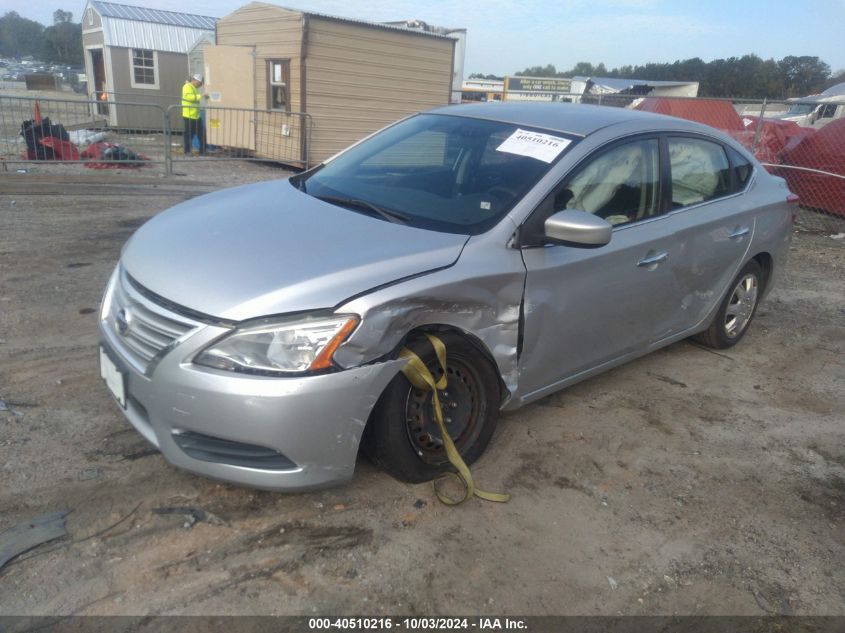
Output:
top-left (121, 180), bottom-right (469, 321)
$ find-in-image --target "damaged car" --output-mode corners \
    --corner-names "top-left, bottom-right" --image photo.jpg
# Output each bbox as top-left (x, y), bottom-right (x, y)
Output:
top-left (99, 103), bottom-right (795, 490)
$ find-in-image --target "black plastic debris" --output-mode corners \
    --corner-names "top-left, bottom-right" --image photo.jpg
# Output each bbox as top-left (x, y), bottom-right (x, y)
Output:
top-left (81, 141), bottom-right (151, 169)
top-left (0, 510), bottom-right (71, 571)
top-left (20, 118), bottom-right (70, 160)
top-left (102, 145), bottom-right (143, 163)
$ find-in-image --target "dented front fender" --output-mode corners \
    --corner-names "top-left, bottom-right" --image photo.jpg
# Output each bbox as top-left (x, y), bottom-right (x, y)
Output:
top-left (333, 227), bottom-right (527, 407)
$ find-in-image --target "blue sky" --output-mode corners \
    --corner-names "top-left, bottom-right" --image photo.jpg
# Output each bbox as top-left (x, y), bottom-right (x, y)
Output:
top-left (10, 0), bottom-right (845, 75)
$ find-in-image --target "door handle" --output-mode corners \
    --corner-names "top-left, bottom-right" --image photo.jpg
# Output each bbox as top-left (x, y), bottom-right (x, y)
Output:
top-left (729, 227), bottom-right (751, 239)
top-left (638, 252), bottom-right (669, 267)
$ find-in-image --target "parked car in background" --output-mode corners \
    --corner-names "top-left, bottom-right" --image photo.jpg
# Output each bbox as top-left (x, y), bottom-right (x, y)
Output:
top-left (775, 82), bottom-right (845, 128)
top-left (99, 103), bottom-right (795, 491)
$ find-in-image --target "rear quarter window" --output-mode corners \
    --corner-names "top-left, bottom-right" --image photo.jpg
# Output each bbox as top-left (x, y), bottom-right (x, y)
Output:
top-left (727, 146), bottom-right (753, 192)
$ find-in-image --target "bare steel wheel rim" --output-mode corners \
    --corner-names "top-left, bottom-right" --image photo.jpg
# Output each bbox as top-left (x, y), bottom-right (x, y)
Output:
top-left (724, 273), bottom-right (758, 338)
top-left (404, 354), bottom-right (483, 465)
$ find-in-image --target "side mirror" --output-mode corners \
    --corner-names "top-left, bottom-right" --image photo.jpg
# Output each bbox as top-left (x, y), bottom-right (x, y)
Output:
top-left (544, 209), bottom-right (612, 247)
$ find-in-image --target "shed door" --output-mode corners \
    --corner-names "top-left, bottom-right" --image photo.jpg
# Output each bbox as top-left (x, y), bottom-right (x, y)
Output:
top-left (204, 45), bottom-right (256, 151)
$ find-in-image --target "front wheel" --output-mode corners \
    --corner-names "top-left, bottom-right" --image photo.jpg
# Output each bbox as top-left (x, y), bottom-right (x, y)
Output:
top-left (694, 259), bottom-right (763, 349)
top-left (362, 332), bottom-right (500, 483)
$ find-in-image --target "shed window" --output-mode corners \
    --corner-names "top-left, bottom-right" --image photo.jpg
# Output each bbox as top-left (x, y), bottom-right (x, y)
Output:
top-left (268, 60), bottom-right (290, 111)
top-left (131, 49), bottom-right (156, 85)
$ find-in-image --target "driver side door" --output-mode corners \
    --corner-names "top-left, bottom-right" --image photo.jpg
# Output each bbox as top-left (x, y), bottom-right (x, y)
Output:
top-left (518, 136), bottom-right (680, 400)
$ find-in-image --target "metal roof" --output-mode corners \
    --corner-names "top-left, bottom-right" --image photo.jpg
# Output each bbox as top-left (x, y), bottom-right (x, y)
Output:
top-left (90, 1), bottom-right (216, 30)
top-left (231, 3), bottom-right (453, 41)
top-left (573, 76), bottom-right (699, 91)
top-left (820, 82), bottom-right (845, 97)
top-left (89, 1), bottom-right (216, 54)
top-left (105, 20), bottom-right (214, 53)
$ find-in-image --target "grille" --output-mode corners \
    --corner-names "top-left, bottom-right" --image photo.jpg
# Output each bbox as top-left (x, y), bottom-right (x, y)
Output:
top-left (107, 269), bottom-right (198, 373)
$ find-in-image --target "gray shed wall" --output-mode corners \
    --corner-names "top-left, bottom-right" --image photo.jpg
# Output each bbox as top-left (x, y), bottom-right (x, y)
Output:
top-left (108, 46), bottom-right (188, 129)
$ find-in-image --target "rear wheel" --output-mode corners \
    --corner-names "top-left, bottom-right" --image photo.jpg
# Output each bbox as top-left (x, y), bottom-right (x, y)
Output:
top-left (694, 259), bottom-right (762, 349)
top-left (362, 332), bottom-right (500, 483)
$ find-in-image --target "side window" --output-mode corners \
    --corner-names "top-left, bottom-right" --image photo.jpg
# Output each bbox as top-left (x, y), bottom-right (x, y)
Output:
top-left (267, 60), bottom-right (290, 111)
top-left (557, 138), bottom-right (660, 226)
top-left (818, 104), bottom-right (837, 120)
top-left (669, 137), bottom-right (730, 208)
top-left (727, 146), bottom-right (753, 192)
top-left (130, 49), bottom-right (157, 87)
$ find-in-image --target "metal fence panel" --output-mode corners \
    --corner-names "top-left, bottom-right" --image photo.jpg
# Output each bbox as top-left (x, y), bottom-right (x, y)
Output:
top-left (0, 94), bottom-right (168, 172)
top-left (164, 104), bottom-right (312, 172)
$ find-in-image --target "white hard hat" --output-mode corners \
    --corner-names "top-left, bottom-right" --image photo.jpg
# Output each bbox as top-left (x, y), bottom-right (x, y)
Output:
top-left (192, 73), bottom-right (203, 83)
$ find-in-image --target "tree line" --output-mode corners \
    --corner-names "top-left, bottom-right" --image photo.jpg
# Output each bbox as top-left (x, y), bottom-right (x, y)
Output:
top-left (0, 10), bottom-right (82, 66)
top-left (471, 55), bottom-right (844, 99)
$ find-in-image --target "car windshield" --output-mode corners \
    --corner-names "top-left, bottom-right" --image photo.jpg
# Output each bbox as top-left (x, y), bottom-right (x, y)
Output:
top-left (785, 103), bottom-right (817, 116)
top-left (297, 113), bottom-right (576, 234)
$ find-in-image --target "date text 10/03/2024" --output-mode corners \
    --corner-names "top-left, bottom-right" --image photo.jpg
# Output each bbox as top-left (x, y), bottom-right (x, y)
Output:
top-left (308, 618), bottom-right (528, 630)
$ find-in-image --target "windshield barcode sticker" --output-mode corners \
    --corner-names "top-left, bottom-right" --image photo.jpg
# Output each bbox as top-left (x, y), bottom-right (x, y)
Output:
top-left (496, 129), bottom-right (571, 163)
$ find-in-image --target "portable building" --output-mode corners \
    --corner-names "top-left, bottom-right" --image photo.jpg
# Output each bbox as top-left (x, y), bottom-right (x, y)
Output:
top-left (187, 32), bottom-right (215, 79)
top-left (206, 2), bottom-right (456, 167)
top-left (81, 0), bottom-right (216, 129)
top-left (382, 19), bottom-right (467, 104)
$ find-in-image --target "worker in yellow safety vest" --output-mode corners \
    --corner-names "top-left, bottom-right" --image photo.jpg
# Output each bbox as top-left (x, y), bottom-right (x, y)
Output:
top-left (182, 74), bottom-right (207, 155)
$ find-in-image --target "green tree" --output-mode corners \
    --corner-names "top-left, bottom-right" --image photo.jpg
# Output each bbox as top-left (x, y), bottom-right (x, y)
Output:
top-left (778, 55), bottom-right (831, 96)
top-left (43, 19), bottom-right (82, 64)
top-left (516, 64), bottom-right (558, 77)
top-left (825, 70), bottom-right (845, 90)
top-left (0, 11), bottom-right (45, 58)
top-left (569, 61), bottom-right (597, 76)
top-left (496, 54), bottom-right (835, 99)
top-left (468, 73), bottom-right (504, 80)
top-left (53, 9), bottom-right (73, 24)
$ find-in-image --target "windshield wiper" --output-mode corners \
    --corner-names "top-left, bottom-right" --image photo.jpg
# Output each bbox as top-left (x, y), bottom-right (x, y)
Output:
top-left (314, 194), bottom-right (410, 224)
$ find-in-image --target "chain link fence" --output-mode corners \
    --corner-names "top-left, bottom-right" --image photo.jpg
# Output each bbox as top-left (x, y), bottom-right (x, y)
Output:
top-left (1, 91), bottom-right (842, 233)
top-left (587, 93), bottom-right (845, 233)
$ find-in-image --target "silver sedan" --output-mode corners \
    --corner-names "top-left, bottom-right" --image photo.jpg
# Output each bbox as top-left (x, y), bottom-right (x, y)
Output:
top-left (99, 103), bottom-right (795, 490)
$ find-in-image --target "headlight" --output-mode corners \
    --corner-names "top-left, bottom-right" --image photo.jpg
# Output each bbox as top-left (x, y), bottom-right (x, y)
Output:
top-left (194, 314), bottom-right (358, 375)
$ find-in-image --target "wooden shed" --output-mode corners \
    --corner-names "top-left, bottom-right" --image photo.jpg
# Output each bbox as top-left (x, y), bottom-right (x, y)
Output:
top-left (81, 0), bottom-right (216, 129)
top-left (205, 2), bottom-right (456, 167)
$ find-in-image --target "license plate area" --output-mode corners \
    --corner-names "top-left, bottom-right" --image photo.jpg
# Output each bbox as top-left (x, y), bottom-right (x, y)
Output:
top-left (100, 345), bottom-right (127, 408)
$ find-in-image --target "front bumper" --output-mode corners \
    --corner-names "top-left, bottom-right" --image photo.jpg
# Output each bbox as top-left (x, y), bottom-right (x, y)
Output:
top-left (99, 311), bottom-right (402, 492)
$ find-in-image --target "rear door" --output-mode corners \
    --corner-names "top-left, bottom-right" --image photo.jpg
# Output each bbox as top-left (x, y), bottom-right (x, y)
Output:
top-left (653, 137), bottom-right (755, 341)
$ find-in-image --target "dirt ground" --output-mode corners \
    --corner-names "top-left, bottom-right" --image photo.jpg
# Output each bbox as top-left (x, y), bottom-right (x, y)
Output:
top-left (0, 165), bottom-right (843, 617)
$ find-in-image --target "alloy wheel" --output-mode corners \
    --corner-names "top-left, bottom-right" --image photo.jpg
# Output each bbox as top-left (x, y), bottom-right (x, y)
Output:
top-left (724, 273), bottom-right (759, 338)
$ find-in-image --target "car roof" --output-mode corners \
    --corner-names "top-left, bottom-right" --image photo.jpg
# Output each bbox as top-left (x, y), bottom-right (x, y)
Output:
top-left (426, 102), bottom-right (712, 138)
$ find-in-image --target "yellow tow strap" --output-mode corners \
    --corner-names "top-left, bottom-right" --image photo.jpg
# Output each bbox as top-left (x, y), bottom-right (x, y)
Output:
top-left (400, 333), bottom-right (510, 505)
